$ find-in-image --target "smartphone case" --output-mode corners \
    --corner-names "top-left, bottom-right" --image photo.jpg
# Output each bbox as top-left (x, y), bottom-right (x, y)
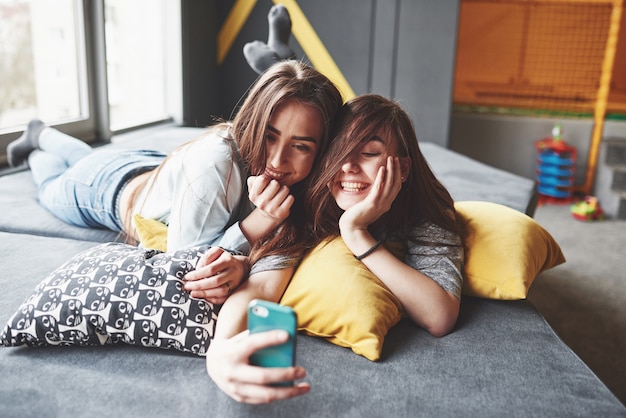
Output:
top-left (248, 300), bottom-right (297, 372)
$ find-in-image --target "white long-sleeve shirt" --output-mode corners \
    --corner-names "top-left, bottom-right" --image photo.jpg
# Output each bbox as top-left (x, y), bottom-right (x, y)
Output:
top-left (133, 129), bottom-right (253, 253)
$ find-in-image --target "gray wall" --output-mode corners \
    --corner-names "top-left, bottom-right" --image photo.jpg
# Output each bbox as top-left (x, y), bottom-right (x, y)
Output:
top-left (449, 113), bottom-right (626, 189)
top-left (449, 114), bottom-right (594, 185)
top-left (215, 0), bottom-right (460, 147)
top-left (199, 1), bottom-right (626, 193)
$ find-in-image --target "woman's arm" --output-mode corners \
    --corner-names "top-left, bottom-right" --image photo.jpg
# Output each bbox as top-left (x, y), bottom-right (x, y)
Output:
top-left (182, 174), bottom-right (296, 301)
top-left (338, 157), bottom-right (461, 336)
top-left (213, 267), bottom-right (293, 338)
top-left (341, 228), bottom-right (461, 337)
top-left (205, 267), bottom-right (311, 404)
top-left (158, 137), bottom-right (247, 252)
top-left (238, 175), bottom-right (294, 246)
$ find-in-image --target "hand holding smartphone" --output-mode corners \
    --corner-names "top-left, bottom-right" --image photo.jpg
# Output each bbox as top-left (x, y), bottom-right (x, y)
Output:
top-left (247, 299), bottom-right (297, 386)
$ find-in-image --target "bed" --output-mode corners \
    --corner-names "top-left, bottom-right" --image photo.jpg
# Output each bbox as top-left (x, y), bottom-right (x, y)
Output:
top-left (1, 126), bottom-right (624, 417)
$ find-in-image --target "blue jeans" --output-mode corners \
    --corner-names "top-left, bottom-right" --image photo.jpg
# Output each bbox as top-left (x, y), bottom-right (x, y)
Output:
top-left (28, 128), bottom-right (165, 231)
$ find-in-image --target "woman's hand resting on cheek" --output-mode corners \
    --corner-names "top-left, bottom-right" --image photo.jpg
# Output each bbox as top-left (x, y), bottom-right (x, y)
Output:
top-left (206, 330), bottom-right (310, 404)
top-left (183, 247), bottom-right (249, 304)
top-left (339, 156), bottom-right (403, 235)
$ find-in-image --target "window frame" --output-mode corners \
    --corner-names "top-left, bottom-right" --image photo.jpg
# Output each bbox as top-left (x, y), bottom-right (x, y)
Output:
top-left (0, 0), bottom-right (183, 166)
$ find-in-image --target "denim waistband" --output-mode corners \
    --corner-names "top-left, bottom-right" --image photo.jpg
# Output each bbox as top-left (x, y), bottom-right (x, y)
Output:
top-left (113, 166), bottom-right (156, 231)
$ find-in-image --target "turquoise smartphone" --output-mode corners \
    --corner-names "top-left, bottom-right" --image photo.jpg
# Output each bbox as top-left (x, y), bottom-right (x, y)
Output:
top-left (248, 299), bottom-right (297, 386)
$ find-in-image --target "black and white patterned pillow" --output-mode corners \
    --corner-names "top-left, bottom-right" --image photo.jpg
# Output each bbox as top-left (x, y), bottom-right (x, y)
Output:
top-left (0, 242), bottom-right (218, 356)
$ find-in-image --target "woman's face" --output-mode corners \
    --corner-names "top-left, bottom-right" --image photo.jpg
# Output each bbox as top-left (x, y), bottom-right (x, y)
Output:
top-left (264, 100), bottom-right (324, 187)
top-left (330, 130), bottom-right (400, 211)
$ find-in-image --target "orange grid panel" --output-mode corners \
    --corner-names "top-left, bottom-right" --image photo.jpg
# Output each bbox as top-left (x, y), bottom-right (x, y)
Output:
top-left (454, 0), bottom-right (614, 114)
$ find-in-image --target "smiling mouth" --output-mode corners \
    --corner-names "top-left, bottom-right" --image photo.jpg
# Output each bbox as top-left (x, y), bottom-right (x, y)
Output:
top-left (264, 168), bottom-right (288, 182)
top-left (340, 181), bottom-right (369, 192)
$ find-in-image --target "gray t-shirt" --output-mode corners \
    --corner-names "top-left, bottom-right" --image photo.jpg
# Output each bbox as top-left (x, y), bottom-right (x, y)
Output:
top-left (401, 222), bottom-right (463, 300)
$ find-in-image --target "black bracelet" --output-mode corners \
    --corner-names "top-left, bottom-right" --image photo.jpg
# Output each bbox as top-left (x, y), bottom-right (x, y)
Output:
top-left (354, 240), bottom-right (383, 261)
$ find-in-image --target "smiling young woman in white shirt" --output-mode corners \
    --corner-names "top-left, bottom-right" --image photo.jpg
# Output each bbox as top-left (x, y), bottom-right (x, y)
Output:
top-left (6, 61), bottom-right (342, 304)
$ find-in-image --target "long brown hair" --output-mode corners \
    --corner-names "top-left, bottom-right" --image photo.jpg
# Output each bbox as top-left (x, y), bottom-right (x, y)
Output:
top-left (233, 60), bottom-right (343, 177)
top-left (235, 61), bottom-right (343, 263)
top-left (306, 94), bottom-right (463, 246)
top-left (126, 61), bottom-right (342, 250)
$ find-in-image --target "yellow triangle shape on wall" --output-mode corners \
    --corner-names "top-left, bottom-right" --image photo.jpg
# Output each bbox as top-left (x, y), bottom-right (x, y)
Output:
top-left (218, 0), bottom-right (355, 101)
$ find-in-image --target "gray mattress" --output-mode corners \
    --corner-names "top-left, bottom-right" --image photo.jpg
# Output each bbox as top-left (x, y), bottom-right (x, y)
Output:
top-left (1, 126), bottom-right (624, 417)
top-left (0, 231), bottom-right (623, 417)
top-left (0, 126), bottom-right (537, 243)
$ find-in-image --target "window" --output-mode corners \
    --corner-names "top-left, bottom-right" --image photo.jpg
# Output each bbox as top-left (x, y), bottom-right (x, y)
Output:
top-left (0, 0), bottom-right (88, 131)
top-left (104, 0), bottom-right (181, 131)
top-left (0, 0), bottom-right (181, 165)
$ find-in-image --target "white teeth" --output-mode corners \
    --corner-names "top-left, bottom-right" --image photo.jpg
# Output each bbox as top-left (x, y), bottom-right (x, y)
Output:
top-left (265, 169), bottom-right (286, 179)
top-left (341, 182), bottom-right (367, 192)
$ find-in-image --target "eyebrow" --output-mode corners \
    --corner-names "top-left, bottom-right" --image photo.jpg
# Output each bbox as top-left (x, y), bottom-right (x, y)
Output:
top-left (366, 135), bottom-right (385, 144)
top-left (267, 125), bottom-right (318, 144)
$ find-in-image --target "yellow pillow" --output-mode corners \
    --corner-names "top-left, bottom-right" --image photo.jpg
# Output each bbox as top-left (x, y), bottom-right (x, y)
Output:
top-left (133, 214), bottom-right (168, 251)
top-left (280, 201), bottom-right (564, 361)
top-left (455, 201), bottom-right (565, 300)
top-left (280, 237), bottom-right (405, 362)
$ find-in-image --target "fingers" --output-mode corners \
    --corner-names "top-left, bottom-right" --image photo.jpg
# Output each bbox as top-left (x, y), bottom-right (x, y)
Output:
top-left (260, 184), bottom-right (292, 212)
top-left (390, 156), bottom-right (403, 187)
top-left (248, 175), bottom-right (280, 199)
top-left (207, 331), bottom-right (310, 404)
top-left (363, 162), bottom-right (388, 208)
top-left (342, 157), bottom-right (400, 229)
top-left (273, 193), bottom-right (294, 217)
top-left (247, 175), bottom-right (259, 191)
top-left (183, 249), bottom-right (248, 302)
top-left (383, 156), bottom-right (402, 196)
top-left (372, 156), bottom-right (402, 205)
top-left (371, 164), bottom-right (386, 196)
top-left (230, 378), bottom-right (310, 404)
top-left (188, 281), bottom-right (231, 304)
top-left (185, 247), bottom-right (235, 282)
top-left (245, 329), bottom-right (290, 352)
top-left (247, 175), bottom-right (267, 196)
top-left (190, 246), bottom-right (224, 273)
top-left (247, 175), bottom-right (293, 221)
